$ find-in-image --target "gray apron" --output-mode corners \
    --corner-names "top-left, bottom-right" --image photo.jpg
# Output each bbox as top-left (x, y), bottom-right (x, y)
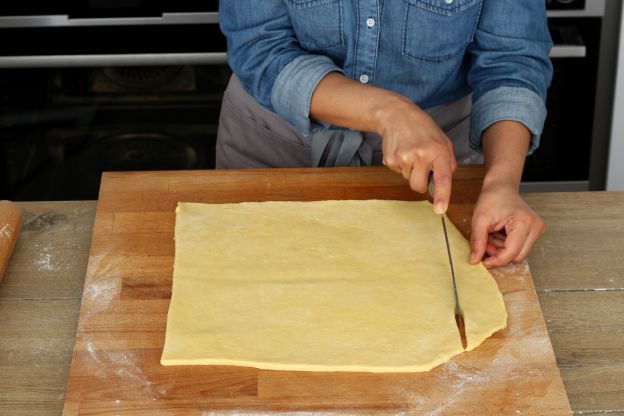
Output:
top-left (216, 74), bottom-right (482, 169)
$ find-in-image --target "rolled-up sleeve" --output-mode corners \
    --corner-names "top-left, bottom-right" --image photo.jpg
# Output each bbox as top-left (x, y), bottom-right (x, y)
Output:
top-left (219, 0), bottom-right (343, 136)
top-left (467, 0), bottom-right (553, 154)
top-left (272, 55), bottom-right (343, 135)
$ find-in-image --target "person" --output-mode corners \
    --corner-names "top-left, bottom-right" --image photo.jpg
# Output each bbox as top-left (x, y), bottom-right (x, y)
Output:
top-left (217, 0), bottom-right (553, 268)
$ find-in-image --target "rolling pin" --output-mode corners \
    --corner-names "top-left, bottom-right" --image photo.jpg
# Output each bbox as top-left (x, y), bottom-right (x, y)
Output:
top-left (0, 200), bottom-right (22, 282)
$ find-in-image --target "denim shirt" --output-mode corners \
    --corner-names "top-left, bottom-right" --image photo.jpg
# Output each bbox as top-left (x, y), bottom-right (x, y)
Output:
top-left (219, 0), bottom-right (553, 153)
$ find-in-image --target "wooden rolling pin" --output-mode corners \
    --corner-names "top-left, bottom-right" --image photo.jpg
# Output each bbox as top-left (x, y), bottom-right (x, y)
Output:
top-left (0, 200), bottom-right (21, 282)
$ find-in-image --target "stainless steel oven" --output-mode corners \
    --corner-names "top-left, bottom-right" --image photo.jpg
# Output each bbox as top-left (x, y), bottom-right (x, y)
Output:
top-left (0, 1), bottom-right (224, 67)
top-left (0, 0), bottom-right (618, 199)
top-left (0, 1), bottom-right (229, 200)
top-left (523, 0), bottom-right (617, 191)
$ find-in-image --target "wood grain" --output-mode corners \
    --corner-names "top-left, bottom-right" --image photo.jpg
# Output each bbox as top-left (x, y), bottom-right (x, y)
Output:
top-left (0, 202), bottom-right (95, 416)
top-left (62, 166), bottom-right (570, 415)
top-left (0, 201), bottom-right (96, 299)
top-left (525, 192), bottom-right (624, 291)
top-left (524, 191), bottom-right (624, 414)
top-left (0, 299), bottom-right (81, 415)
top-left (538, 291), bottom-right (624, 412)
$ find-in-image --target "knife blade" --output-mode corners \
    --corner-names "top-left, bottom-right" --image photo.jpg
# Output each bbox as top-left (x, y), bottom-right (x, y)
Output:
top-left (428, 176), bottom-right (467, 349)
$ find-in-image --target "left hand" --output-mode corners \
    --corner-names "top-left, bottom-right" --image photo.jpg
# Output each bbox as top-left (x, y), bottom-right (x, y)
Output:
top-left (469, 183), bottom-right (545, 268)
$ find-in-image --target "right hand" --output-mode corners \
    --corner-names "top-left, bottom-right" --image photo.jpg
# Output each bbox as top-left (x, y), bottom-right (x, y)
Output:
top-left (375, 96), bottom-right (457, 214)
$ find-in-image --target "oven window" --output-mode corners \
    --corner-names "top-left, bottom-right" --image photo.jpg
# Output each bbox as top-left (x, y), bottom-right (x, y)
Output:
top-left (0, 25), bottom-right (226, 56)
top-left (0, 64), bottom-right (231, 200)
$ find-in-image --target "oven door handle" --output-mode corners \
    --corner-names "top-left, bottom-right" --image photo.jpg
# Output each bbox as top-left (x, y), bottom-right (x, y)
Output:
top-left (0, 52), bottom-right (228, 68)
top-left (0, 45), bottom-right (586, 67)
top-left (0, 13), bottom-right (219, 28)
top-left (550, 44), bottom-right (587, 58)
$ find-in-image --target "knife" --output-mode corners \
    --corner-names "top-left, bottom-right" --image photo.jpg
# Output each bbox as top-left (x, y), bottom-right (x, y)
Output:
top-left (428, 176), bottom-right (467, 349)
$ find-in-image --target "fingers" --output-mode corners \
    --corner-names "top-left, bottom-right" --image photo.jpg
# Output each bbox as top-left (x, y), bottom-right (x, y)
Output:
top-left (485, 233), bottom-right (505, 256)
top-left (401, 164), bottom-right (412, 181)
top-left (513, 220), bottom-right (545, 263)
top-left (485, 243), bottom-right (503, 257)
top-left (447, 141), bottom-right (458, 173)
top-left (387, 148), bottom-right (453, 199)
top-left (432, 155), bottom-right (453, 214)
top-left (469, 214), bottom-right (490, 264)
top-left (483, 223), bottom-right (529, 268)
top-left (409, 164), bottom-right (430, 194)
top-left (488, 232), bottom-right (506, 249)
top-left (470, 190), bottom-right (545, 268)
top-left (383, 156), bottom-right (402, 174)
top-left (474, 215), bottom-right (545, 268)
top-left (380, 117), bottom-right (455, 201)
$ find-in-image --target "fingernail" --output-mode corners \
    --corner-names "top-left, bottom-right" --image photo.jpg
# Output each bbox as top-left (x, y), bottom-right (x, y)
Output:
top-left (434, 202), bottom-right (445, 215)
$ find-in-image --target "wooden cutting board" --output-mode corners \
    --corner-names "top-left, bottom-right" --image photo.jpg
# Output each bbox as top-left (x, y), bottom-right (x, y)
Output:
top-left (63, 166), bottom-right (571, 415)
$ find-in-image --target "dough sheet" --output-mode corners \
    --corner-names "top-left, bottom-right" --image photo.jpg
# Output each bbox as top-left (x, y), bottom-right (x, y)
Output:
top-left (161, 200), bottom-right (507, 372)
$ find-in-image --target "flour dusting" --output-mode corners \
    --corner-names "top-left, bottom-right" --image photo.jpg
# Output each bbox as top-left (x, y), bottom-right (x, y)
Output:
top-left (498, 261), bottom-right (530, 275)
top-left (33, 241), bottom-right (59, 272)
top-left (81, 249), bottom-right (122, 314)
top-left (36, 253), bottom-right (54, 271)
top-left (423, 361), bottom-right (491, 416)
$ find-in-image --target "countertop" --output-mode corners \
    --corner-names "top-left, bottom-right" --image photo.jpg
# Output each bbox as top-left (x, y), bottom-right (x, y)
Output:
top-left (0, 193), bottom-right (623, 415)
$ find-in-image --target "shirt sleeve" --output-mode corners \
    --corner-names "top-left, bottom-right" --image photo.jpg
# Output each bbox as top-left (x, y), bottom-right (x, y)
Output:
top-left (219, 0), bottom-right (343, 136)
top-left (467, 0), bottom-right (553, 154)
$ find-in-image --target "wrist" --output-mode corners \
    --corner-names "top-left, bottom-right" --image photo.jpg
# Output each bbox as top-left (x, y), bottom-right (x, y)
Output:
top-left (482, 166), bottom-right (522, 194)
top-left (481, 121), bottom-right (530, 194)
top-left (369, 92), bottom-right (415, 136)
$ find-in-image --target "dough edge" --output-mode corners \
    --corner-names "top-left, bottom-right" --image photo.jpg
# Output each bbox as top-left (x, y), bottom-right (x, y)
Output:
top-left (160, 351), bottom-right (462, 372)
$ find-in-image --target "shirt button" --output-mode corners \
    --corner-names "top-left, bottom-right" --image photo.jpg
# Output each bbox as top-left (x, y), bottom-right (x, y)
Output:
top-left (366, 17), bottom-right (376, 28)
top-left (444, 0), bottom-right (453, 3)
top-left (359, 74), bottom-right (369, 84)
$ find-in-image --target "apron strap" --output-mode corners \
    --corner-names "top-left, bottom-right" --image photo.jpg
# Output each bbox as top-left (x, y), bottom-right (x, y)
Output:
top-left (310, 130), bottom-right (374, 167)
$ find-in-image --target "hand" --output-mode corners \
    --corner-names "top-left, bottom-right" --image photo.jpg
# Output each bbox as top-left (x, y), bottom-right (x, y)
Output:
top-left (469, 183), bottom-right (545, 268)
top-left (375, 97), bottom-right (457, 214)
top-left (308, 73), bottom-right (456, 213)
top-left (308, 72), bottom-right (456, 213)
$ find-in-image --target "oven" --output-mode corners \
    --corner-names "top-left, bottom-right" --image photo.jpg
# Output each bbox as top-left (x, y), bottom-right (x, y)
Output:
top-left (0, 0), bottom-right (616, 200)
top-left (523, 0), bottom-right (611, 191)
top-left (0, 1), bottom-right (229, 200)
top-left (0, 1), bottom-right (224, 67)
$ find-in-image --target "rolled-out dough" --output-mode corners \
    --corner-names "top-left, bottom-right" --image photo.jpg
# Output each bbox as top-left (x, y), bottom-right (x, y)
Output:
top-left (161, 200), bottom-right (507, 372)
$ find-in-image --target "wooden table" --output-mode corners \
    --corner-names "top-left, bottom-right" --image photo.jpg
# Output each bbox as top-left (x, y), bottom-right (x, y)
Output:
top-left (0, 184), bottom-right (623, 414)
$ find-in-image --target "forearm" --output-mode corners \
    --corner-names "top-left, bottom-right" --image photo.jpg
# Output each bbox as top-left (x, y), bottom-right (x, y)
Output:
top-left (309, 72), bottom-right (411, 135)
top-left (481, 120), bottom-right (531, 192)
